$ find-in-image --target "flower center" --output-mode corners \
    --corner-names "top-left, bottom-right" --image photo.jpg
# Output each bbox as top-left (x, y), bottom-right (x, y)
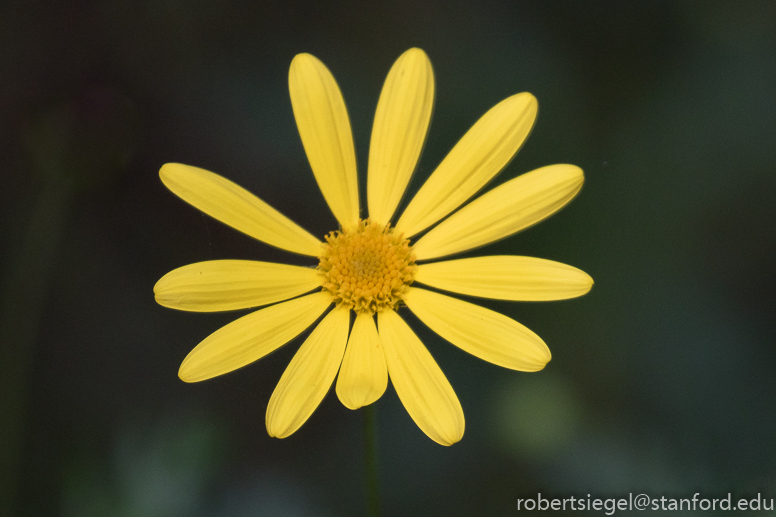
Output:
top-left (318, 219), bottom-right (417, 314)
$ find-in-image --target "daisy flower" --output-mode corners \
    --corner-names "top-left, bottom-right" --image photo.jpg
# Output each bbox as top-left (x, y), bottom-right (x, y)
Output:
top-left (155, 48), bottom-right (592, 446)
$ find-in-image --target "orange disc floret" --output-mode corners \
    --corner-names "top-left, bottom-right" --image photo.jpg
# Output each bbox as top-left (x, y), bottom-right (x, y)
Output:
top-left (318, 219), bottom-right (417, 313)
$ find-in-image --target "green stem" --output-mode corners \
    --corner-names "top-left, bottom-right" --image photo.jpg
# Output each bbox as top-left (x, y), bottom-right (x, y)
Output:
top-left (363, 404), bottom-right (381, 517)
top-left (0, 175), bottom-right (72, 517)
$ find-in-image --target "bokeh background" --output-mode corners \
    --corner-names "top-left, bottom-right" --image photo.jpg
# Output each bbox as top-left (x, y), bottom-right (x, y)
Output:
top-left (2, 1), bottom-right (775, 515)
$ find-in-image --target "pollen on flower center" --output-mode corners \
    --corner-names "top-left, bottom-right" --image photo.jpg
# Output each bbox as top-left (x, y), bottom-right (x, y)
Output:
top-left (318, 219), bottom-right (417, 314)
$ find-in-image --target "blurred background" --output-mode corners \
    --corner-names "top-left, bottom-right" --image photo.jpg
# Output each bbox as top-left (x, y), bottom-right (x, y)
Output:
top-left (2, 0), bottom-right (775, 515)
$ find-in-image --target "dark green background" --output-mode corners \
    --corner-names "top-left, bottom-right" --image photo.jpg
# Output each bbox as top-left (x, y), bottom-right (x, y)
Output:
top-left (2, 1), bottom-right (775, 515)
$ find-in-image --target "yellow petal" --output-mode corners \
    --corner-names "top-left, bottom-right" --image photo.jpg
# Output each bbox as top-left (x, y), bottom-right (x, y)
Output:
top-left (415, 256), bottom-right (593, 301)
top-left (266, 306), bottom-right (350, 438)
top-left (178, 292), bottom-right (331, 383)
top-left (367, 48), bottom-right (434, 225)
top-left (160, 163), bottom-right (322, 256)
top-left (336, 312), bottom-right (388, 409)
top-left (395, 93), bottom-right (538, 237)
top-left (412, 164), bottom-right (584, 260)
top-left (378, 310), bottom-right (464, 446)
top-left (154, 260), bottom-right (322, 312)
top-left (403, 287), bottom-right (550, 371)
top-left (289, 53), bottom-right (359, 229)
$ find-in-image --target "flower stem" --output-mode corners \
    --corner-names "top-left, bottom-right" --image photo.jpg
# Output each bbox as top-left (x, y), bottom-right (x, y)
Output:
top-left (0, 174), bottom-right (72, 517)
top-left (363, 404), bottom-right (381, 517)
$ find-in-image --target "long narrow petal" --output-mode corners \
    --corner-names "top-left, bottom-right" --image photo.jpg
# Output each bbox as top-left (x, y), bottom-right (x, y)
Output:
top-left (378, 310), bottom-right (464, 446)
top-left (413, 164), bottom-right (584, 260)
top-left (154, 260), bottom-right (322, 312)
top-left (403, 287), bottom-right (550, 371)
top-left (160, 163), bottom-right (322, 256)
top-left (395, 93), bottom-right (537, 237)
top-left (289, 53), bottom-right (359, 229)
top-left (415, 256), bottom-right (593, 301)
top-left (336, 312), bottom-right (388, 409)
top-left (178, 292), bottom-right (331, 383)
top-left (266, 306), bottom-right (350, 438)
top-left (367, 48), bottom-right (434, 225)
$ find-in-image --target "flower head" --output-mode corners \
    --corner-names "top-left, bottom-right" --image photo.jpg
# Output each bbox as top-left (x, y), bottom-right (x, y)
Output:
top-left (154, 48), bottom-right (593, 445)
top-left (318, 219), bottom-right (417, 313)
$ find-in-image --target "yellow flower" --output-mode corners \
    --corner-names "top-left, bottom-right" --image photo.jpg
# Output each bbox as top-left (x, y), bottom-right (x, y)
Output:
top-left (154, 48), bottom-right (593, 446)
